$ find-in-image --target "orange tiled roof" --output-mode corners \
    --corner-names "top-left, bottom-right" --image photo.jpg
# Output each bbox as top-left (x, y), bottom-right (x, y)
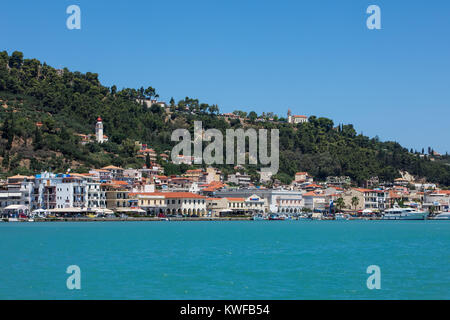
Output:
top-left (129, 192), bottom-right (164, 197)
top-left (111, 180), bottom-right (128, 186)
top-left (303, 191), bottom-right (324, 197)
top-left (163, 192), bottom-right (206, 199)
top-left (226, 197), bottom-right (245, 202)
top-left (305, 184), bottom-right (323, 188)
top-left (186, 169), bottom-right (203, 173)
top-left (102, 165), bottom-right (123, 170)
top-left (353, 188), bottom-right (375, 193)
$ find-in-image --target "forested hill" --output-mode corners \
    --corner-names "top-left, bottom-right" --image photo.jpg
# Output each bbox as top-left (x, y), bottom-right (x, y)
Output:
top-left (0, 51), bottom-right (449, 186)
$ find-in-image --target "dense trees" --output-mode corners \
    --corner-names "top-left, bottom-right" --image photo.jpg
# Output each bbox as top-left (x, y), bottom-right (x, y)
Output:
top-left (0, 50), bottom-right (449, 185)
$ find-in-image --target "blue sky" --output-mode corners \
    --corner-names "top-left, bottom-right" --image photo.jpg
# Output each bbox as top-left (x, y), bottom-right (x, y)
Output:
top-left (1, 0), bottom-right (449, 153)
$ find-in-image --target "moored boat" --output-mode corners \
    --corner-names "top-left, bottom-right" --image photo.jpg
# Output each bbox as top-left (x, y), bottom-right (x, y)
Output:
top-left (335, 213), bottom-right (350, 220)
top-left (252, 214), bottom-right (266, 221)
top-left (382, 207), bottom-right (428, 220)
top-left (268, 214), bottom-right (285, 221)
top-left (434, 212), bottom-right (450, 220)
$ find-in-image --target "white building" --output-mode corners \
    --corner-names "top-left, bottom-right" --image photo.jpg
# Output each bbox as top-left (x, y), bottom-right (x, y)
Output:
top-left (95, 117), bottom-right (108, 143)
top-left (55, 177), bottom-right (87, 209)
top-left (288, 114), bottom-right (308, 124)
top-left (0, 177), bottom-right (34, 211)
top-left (227, 172), bottom-right (251, 187)
top-left (164, 192), bottom-right (207, 216)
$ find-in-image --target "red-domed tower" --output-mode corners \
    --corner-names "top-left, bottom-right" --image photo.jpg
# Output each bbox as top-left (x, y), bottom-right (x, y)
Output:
top-left (95, 117), bottom-right (104, 143)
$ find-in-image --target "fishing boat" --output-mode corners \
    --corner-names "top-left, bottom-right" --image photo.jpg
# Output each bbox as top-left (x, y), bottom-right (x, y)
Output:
top-left (268, 214), bottom-right (285, 221)
top-left (252, 214), bottom-right (265, 221)
top-left (382, 206), bottom-right (428, 220)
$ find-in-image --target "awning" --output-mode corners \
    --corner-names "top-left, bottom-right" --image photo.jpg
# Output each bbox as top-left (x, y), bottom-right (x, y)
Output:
top-left (47, 208), bottom-right (86, 213)
top-left (5, 205), bottom-right (28, 210)
top-left (115, 208), bottom-right (146, 213)
top-left (95, 208), bottom-right (114, 214)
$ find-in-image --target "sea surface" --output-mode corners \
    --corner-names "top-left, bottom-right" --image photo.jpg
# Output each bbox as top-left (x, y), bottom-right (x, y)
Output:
top-left (0, 221), bottom-right (448, 300)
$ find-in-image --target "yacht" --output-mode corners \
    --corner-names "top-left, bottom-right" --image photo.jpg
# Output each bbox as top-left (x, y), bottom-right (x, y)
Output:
top-left (382, 207), bottom-right (428, 220)
top-left (434, 212), bottom-right (450, 220)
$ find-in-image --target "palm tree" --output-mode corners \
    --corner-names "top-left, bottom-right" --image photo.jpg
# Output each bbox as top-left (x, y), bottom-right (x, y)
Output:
top-left (429, 205), bottom-right (437, 217)
top-left (335, 198), bottom-right (346, 213)
top-left (351, 197), bottom-right (360, 211)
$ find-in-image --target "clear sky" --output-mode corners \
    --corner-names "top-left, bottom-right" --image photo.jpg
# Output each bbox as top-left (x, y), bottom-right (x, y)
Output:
top-left (1, 0), bottom-right (449, 153)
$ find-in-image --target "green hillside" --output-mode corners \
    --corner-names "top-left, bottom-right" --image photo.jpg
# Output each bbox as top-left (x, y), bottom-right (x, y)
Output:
top-left (1, 50), bottom-right (449, 186)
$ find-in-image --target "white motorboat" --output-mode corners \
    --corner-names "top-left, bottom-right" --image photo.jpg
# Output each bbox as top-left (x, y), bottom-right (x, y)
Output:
top-left (382, 207), bottom-right (428, 220)
top-left (434, 212), bottom-right (450, 220)
top-left (335, 213), bottom-right (350, 220)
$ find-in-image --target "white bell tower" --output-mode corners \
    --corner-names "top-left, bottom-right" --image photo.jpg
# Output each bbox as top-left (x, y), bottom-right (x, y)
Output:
top-left (96, 117), bottom-right (104, 143)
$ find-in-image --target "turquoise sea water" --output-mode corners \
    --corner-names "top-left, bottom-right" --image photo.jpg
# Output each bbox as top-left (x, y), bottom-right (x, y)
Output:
top-left (0, 221), bottom-right (448, 300)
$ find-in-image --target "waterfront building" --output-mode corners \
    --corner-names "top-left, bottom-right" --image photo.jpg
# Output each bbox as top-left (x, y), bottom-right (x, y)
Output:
top-left (206, 198), bottom-right (228, 217)
top-left (302, 191), bottom-right (328, 211)
top-left (55, 176), bottom-right (88, 209)
top-left (77, 174), bottom-right (107, 209)
top-left (215, 189), bottom-right (302, 213)
top-left (342, 188), bottom-right (388, 211)
top-left (276, 194), bottom-right (303, 214)
top-left (128, 192), bottom-right (166, 215)
top-left (102, 182), bottom-right (130, 210)
top-left (423, 190), bottom-right (450, 212)
top-left (340, 189), bottom-right (365, 211)
top-left (244, 194), bottom-right (268, 214)
top-left (226, 197), bottom-right (246, 214)
top-left (0, 176), bottom-right (34, 211)
top-left (164, 192), bottom-right (207, 216)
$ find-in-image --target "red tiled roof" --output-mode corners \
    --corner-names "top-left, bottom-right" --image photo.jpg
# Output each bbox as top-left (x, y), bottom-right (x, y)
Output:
top-left (226, 198), bottom-right (245, 202)
top-left (305, 184), bottom-right (323, 188)
top-left (102, 165), bottom-right (123, 170)
top-left (303, 191), bottom-right (324, 197)
top-left (111, 180), bottom-right (128, 186)
top-left (163, 192), bottom-right (206, 199)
